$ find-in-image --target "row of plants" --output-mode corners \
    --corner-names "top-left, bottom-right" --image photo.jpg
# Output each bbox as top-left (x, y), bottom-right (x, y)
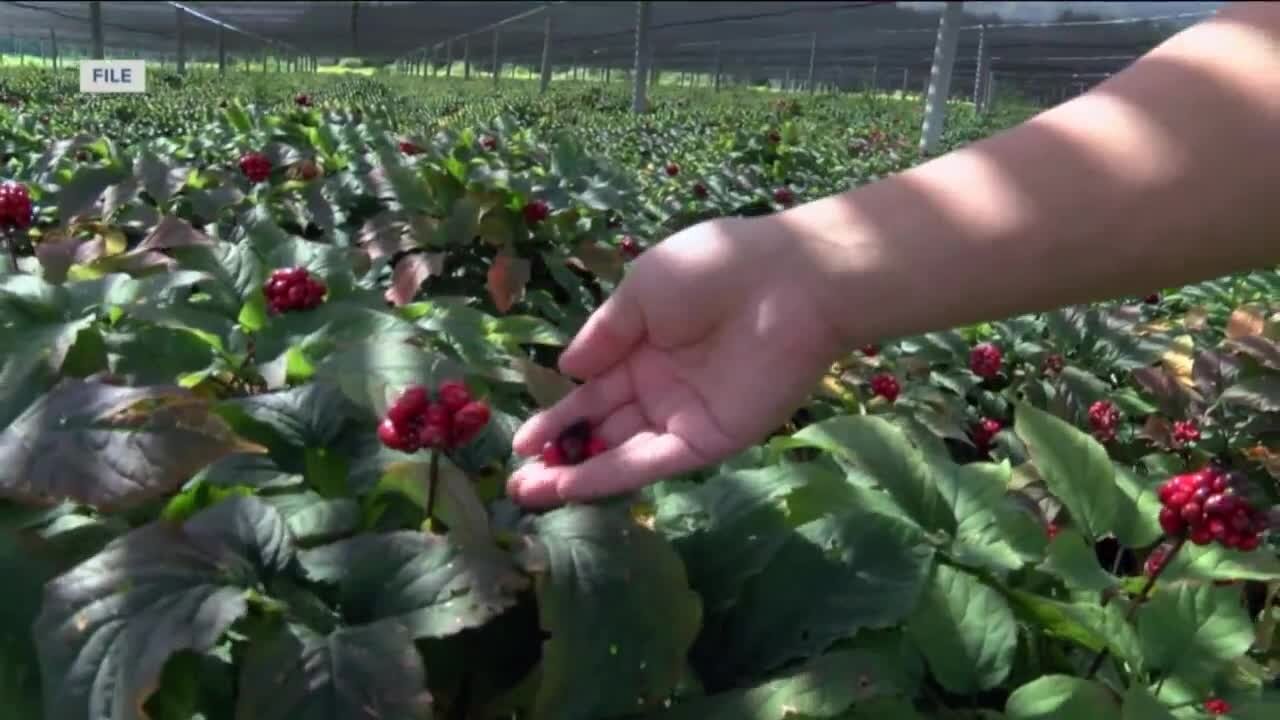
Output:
top-left (0, 68), bottom-right (1276, 719)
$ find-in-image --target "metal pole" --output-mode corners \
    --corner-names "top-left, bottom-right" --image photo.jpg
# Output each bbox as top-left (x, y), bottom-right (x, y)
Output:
top-left (491, 29), bottom-right (500, 86)
top-left (218, 26), bottom-right (226, 73)
top-left (89, 1), bottom-right (105, 59)
top-left (973, 25), bottom-right (988, 108)
top-left (350, 0), bottom-right (360, 57)
top-left (464, 37), bottom-right (471, 79)
top-left (984, 69), bottom-right (996, 111)
top-left (445, 38), bottom-right (453, 77)
top-left (539, 8), bottom-right (553, 94)
top-left (49, 29), bottom-right (58, 70)
top-left (712, 41), bottom-right (722, 92)
top-left (870, 59), bottom-right (879, 93)
top-left (919, 1), bottom-right (963, 156)
top-left (806, 32), bottom-right (817, 94)
top-left (175, 8), bottom-right (185, 74)
top-left (631, 1), bottom-right (653, 114)
top-left (902, 67), bottom-right (909, 92)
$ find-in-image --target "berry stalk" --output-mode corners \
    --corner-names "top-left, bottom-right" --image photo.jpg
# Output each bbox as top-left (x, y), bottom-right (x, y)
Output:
top-left (1084, 535), bottom-right (1187, 679)
top-left (425, 448), bottom-right (442, 532)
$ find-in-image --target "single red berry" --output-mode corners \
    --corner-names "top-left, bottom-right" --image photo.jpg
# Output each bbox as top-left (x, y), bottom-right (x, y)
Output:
top-left (398, 140), bottom-right (422, 155)
top-left (294, 93), bottom-right (312, 107)
top-left (1046, 523), bottom-right (1060, 541)
top-left (451, 401), bottom-right (491, 446)
top-left (586, 435), bottom-right (608, 458)
top-left (692, 183), bottom-right (709, 199)
top-left (1088, 400), bottom-right (1120, 434)
top-left (1237, 533), bottom-right (1262, 552)
top-left (238, 152), bottom-right (272, 183)
top-left (969, 343), bottom-right (1003, 379)
top-left (541, 441), bottom-right (566, 467)
top-left (869, 373), bottom-right (900, 403)
top-left (1043, 353), bottom-right (1065, 374)
top-left (523, 199), bottom-right (550, 225)
top-left (1172, 419), bottom-right (1201, 446)
top-left (389, 386), bottom-right (430, 424)
top-left (418, 422), bottom-right (448, 449)
top-left (664, 162), bottom-right (679, 177)
top-left (1190, 527), bottom-right (1214, 545)
top-left (0, 181), bottom-right (34, 229)
top-left (620, 235), bottom-right (641, 260)
top-left (436, 380), bottom-right (472, 413)
top-left (1158, 507), bottom-right (1186, 535)
top-left (773, 187), bottom-right (795, 206)
top-left (378, 417), bottom-right (407, 450)
top-left (1203, 698), bottom-right (1231, 716)
top-left (1144, 293), bottom-right (1161, 304)
top-left (862, 344), bottom-right (879, 357)
top-left (479, 134), bottom-right (499, 151)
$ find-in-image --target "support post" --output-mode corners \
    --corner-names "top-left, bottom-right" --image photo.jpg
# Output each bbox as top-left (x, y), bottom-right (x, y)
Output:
top-left (491, 29), bottom-right (500, 86)
top-left (539, 7), bottom-right (553, 94)
top-left (464, 37), bottom-right (471, 79)
top-left (175, 9), bottom-right (186, 74)
top-left (50, 29), bottom-right (58, 70)
top-left (984, 69), bottom-right (996, 111)
top-left (630, 0), bottom-right (653, 114)
top-left (90, 1), bottom-right (105, 59)
top-left (445, 39), bottom-right (453, 77)
top-left (902, 66), bottom-right (909, 92)
top-left (919, 1), bottom-right (963, 156)
top-left (806, 32), bottom-right (817, 94)
top-left (713, 41), bottom-right (722, 92)
top-left (218, 26), bottom-right (226, 73)
top-left (973, 24), bottom-right (989, 109)
top-left (350, 1), bottom-right (360, 57)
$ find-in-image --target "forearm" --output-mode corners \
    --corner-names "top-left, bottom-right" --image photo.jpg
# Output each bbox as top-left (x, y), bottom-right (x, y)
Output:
top-left (764, 2), bottom-right (1280, 349)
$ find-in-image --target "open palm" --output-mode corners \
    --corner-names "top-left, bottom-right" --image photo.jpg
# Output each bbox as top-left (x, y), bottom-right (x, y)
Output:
top-left (507, 217), bottom-right (846, 508)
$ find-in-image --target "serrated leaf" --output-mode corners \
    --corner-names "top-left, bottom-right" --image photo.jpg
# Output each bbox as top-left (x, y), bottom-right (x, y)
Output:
top-left (34, 497), bottom-right (291, 720)
top-left (135, 149), bottom-right (186, 204)
top-left (525, 504), bottom-right (703, 720)
top-left (299, 530), bottom-right (527, 638)
top-left (1005, 676), bottom-right (1120, 720)
top-left (234, 621), bottom-right (432, 720)
top-left (1014, 403), bottom-right (1117, 541)
top-left (0, 378), bottom-right (260, 511)
top-left (907, 563), bottom-right (1017, 693)
top-left (58, 166), bottom-right (127, 226)
top-left (1039, 527), bottom-right (1118, 592)
top-left (1219, 377), bottom-right (1280, 413)
top-left (385, 252), bottom-right (445, 307)
top-left (313, 342), bottom-right (464, 416)
top-left (1137, 584), bottom-right (1255, 689)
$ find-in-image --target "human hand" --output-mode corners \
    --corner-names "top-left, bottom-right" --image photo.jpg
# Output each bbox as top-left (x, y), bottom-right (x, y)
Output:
top-left (506, 215), bottom-right (849, 508)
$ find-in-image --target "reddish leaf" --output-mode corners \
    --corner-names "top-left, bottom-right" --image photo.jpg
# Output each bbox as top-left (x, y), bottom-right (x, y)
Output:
top-left (511, 356), bottom-right (576, 408)
top-left (568, 241), bottom-right (624, 284)
top-left (1226, 304), bottom-right (1267, 340)
top-left (34, 232), bottom-right (81, 283)
top-left (384, 252), bottom-right (445, 307)
top-left (487, 252), bottom-right (530, 315)
top-left (1139, 415), bottom-right (1174, 448)
top-left (137, 215), bottom-right (212, 251)
top-left (358, 212), bottom-right (415, 261)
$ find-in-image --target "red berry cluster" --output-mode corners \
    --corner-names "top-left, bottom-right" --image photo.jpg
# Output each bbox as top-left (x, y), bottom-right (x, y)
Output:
top-left (620, 235), bottom-right (642, 260)
top-left (294, 93), bottom-right (312, 107)
top-left (1088, 400), bottom-right (1121, 443)
top-left (692, 183), bottom-right (709, 199)
top-left (399, 141), bottom-right (422, 156)
top-left (523, 199), bottom-right (550, 225)
top-left (377, 381), bottom-right (491, 453)
top-left (861, 344), bottom-right (880, 357)
top-left (1172, 419), bottom-right (1201, 446)
top-left (773, 187), bottom-right (795, 206)
top-left (1203, 698), bottom-right (1231, 716)
top-left (1157, 466), bottom-right (1268, 550)
top-left (0, 181), bottom-right (33, 229)
top-left (970, 417), bottom-right (1003, 453)
top-left (969, 343), bottom-right (1003, 379)
top-left (263, 267), bottom-right (327, 314)
top-left (1043, 353), bottom-right (1065, 375)
top-left (1144, 293), bottom-right (1161, 305)
top-left (479, 134), bottom-right (499, 151)
top-left (239, 152), bottom-right (272, 183)
top-left (664, 162), bottom-right (680, 177)
top-left (541, 418), bottom-right (608, 467)
top-left (869, 373), bottom-right (900, 403)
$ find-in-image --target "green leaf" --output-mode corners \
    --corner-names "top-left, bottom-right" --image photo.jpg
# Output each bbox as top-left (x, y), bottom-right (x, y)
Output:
top-left (234, 622), bottom-right (432, 720)
top-left (906, 563), bottom-right (1017, 694)
top-left (1121, 685), bottom-right (1177, 720)
top-left (1219, 377), bottom-right (1280, 413)
top-left (314, 342), bottom-right (464, 415)
top-left (135, 148), bottom-right (186, 205)
top-left (1040, 528), bottom-right (1119, 593)
top-left (0, 378), bottom-right (257, 511)
top-left (34, 497), bottom-right (291, 720)
top-left (216, 382), bottom-right (358, 465)
top-left (1014, 402), bottom-right (1117, 540)
top-left (1007, 591), bottom-right (1141, 666)
top-left (58, 165), bottom-right (128, 225)
top-left (937, 461), bottom-right (1037, 574)
top-left (1111, 465), bottom-right (1164, 549)
top-left (191, 453), bottom-right (302, 490)
top-left (700, 504), bottom-right (934, 683)
top-left (263, 491), bottom-right (360, 546)
top-left (254, 301), bottom-right (421, 383)
top-left (1160, 541), bottom-right (1280, 583)
top-left (525, 504), bottom-right (703, 720)
top-left (634, 650), bottom-right (901, 720)
top-left (1137, 584), bottom-right (1255, 688)
top-left (170, 242), bottom-right (265, 313)
top-left (1005, 675), bottom-right (1120, 720)
top-left (790, 415), bottom-right (956, 534)
top-left (222, 103), bottom-right (253, 133)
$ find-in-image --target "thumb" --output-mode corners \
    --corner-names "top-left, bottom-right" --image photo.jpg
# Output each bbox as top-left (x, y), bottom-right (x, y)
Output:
top-left (558, 283), bottom-right (645, 380)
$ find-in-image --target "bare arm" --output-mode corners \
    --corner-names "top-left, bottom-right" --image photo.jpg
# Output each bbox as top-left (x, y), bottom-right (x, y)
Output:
top-left (764, 1), bottom-right (1280, 349)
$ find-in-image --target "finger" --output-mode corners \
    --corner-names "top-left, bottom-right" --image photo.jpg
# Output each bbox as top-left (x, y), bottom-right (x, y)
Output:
top-left (593, 403), bottom-right (649, 448)
top-left (558, 287), bottom-right (645, 381)
top-left (507, 430), bottom-right (706, 509)
top-left (510, 364), bottom-right (633, 456)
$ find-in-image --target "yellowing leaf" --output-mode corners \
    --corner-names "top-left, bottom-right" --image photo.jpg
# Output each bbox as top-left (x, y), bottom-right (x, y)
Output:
top-left (1226, 304), bottom-right (1267, 340)
top-left (1161, 335), bottom-right (1196, 390)
top-left (1183, 306), bottom-right (1210, 332)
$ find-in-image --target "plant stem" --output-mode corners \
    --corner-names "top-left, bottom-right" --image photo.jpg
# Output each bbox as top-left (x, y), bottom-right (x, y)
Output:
top-left (425, 448), bottom-right (441, 526)
top-left (1085, 535), bottom-right (1187, 679)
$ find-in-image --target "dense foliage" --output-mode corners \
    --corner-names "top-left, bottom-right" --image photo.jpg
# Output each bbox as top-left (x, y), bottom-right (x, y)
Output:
top-left (0, 67), bottom-right (1277, 720)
